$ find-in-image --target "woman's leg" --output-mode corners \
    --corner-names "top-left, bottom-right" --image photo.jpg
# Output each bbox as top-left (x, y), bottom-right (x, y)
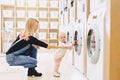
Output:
top-left (21, 45), bottom-right (37, 59)
top-left (29, 46), bottom-right (37, 59)
top-left (8, 55), bottom-right (42, 76)
top-left (10, 55), bottom-right (37, 68)
top-left (27, 46), bottom-right (42, 76)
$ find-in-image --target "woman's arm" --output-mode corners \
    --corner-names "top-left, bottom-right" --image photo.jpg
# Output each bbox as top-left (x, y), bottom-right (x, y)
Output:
top-left (28, 36), bottom-right (72, 50)
top-left (47, 45), bottom-right (72, 50)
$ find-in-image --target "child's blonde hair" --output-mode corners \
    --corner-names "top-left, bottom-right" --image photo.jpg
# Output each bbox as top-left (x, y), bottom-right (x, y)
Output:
top-left (24, 18), bottom-right (39, 36)
top-left (58, 32), bottom-right (66, 40)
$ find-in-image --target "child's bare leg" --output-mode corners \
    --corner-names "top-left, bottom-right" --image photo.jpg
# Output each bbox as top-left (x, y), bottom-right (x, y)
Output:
top-left (54, 57), bottom-right (62, 72)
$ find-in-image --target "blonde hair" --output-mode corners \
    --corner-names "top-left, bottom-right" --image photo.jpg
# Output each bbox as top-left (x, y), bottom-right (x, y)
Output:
top-left (24, 18), bottom-right (39, 36)
top-left (58, 32), bottom-right (66, 40)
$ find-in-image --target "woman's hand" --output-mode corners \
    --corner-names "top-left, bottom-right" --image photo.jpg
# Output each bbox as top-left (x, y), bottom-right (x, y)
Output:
top-left (35, 45), bottom-right (40, 49)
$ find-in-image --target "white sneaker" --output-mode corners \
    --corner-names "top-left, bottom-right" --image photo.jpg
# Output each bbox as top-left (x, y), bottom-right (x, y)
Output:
top-left (53, 72), bottom-right (60, 77)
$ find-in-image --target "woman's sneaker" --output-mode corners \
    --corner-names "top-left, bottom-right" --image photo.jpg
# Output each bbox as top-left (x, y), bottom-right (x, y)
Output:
top-left (53, 72), bottom-right (60, 77)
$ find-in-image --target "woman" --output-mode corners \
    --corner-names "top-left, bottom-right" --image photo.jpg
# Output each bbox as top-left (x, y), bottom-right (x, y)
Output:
top-left (6, 18), bottom-right (72, 77)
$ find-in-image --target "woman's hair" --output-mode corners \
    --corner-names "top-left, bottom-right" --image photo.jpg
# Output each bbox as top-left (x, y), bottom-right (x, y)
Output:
top-left (24, 18), bottom-right (39, 36)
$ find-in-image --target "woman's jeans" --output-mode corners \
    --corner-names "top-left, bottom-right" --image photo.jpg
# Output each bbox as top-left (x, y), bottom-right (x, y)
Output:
top-left (6, 45), bottom-right (37, 68)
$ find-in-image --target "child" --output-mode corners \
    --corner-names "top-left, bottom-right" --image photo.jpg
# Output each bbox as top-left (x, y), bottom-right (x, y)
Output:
top-left (53, 32), bottom-right (72, 77)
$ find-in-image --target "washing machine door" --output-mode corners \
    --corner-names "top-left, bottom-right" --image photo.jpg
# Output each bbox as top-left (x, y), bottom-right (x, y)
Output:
top-left (66, 31), bottom-right (72, 44)
top-left (73, 29), bottom-right (82, 56)
top-left (67, 31), bottom-right (70, 43)
top-left (66, 27), bottom-right (73, 44)
top-left (87, 24), bottom-right (100, 64)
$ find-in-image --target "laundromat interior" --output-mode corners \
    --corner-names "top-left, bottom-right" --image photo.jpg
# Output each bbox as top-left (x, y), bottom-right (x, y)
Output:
top-left (0, 0), bottom-right (120, 80)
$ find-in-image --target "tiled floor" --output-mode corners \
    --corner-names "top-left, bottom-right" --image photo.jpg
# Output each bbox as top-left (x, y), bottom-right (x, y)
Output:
top-left (0, 50), bottom-right (87, 80)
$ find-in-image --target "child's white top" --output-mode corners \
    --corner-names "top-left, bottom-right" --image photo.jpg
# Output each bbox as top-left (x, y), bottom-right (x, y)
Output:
top-left (54, 41), bottom-right (67, 59)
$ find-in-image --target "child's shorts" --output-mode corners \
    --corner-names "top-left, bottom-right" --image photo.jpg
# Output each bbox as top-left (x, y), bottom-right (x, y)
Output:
top-left (54, 52), bottom-right (65, 59)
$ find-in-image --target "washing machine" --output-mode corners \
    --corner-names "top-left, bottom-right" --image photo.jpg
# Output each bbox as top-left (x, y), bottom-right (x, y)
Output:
top-left (66, 23), bottom-right (74, 65)
top-left (77, 0), bottom-right (86, 19)
top-left (73, 19), bottom-right (85, 74)
top-left (86, 6), bottom-right (106, 80)
top-left (90, 0), bottom-right (106, 12)
top-left (68, 0), bottom-right (75, 24)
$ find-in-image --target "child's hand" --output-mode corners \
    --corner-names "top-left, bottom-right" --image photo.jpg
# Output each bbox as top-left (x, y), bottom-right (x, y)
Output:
top-left (72, 40), bottom-right (78, 46)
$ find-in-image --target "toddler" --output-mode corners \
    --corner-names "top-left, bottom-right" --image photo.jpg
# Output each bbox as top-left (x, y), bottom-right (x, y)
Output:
top-left (53, 32), bottom-right (72, 77)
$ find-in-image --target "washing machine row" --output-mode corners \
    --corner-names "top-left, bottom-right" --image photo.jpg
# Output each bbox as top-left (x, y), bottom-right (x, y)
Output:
top-left (61, 1), bottom-right (106, 80)
top-left (66, 0), bottom-right (86, 75)
top-left (64, 19), bottom-right (86, 75)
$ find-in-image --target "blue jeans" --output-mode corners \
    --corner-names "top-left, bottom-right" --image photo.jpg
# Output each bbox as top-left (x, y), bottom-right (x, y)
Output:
top-left (6, 45), bottom-right (37, 68)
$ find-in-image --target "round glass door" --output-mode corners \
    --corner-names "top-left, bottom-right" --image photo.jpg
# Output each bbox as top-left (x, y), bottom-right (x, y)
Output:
top-left (74, 30), bottom-right (82, 56)
top-left (87, 26), bottom-right (100, 64)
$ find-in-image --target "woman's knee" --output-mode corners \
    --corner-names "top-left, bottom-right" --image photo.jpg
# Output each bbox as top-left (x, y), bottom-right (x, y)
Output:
top-left (6, 54), bottom-right (15, 65)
